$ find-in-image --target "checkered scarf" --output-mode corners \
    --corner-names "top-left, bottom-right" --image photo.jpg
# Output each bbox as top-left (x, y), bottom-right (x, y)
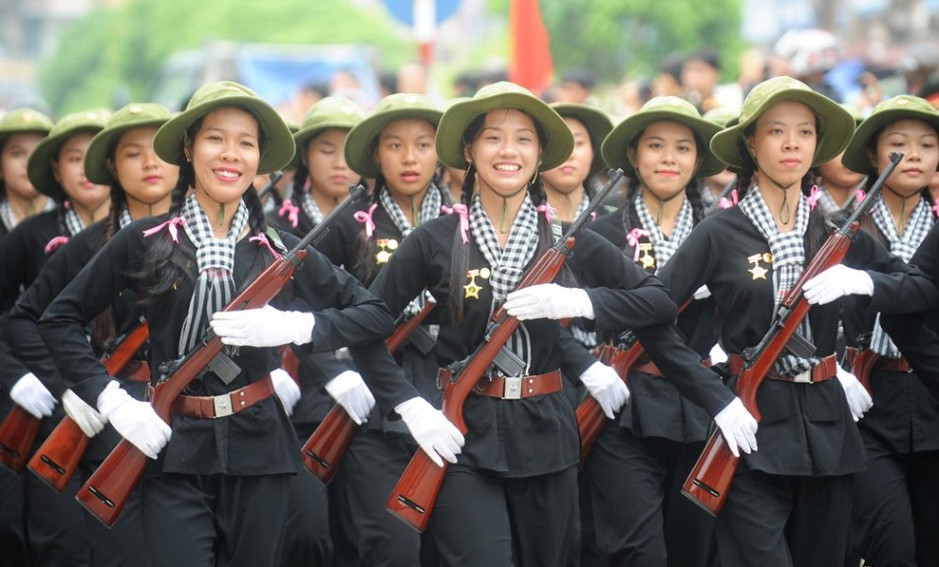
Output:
top-left (869, 196), bottom-right (934, 357)
top-left (815, 187), bottom-right (842, 215)
top-left (634, 193), bottom-right (694, 273)
top-left (470, 191), bottom-right (540, 376)
top-left (573, 192), bottom-right (591, 219)
top-left (298, 190), bottom-right (325, 226)
top-left (0, 200), bottom-right (15, 233)
top-left (738, 187), bottom-right (817, 376)
top-left (63, 207), bottom-right (86, 236)
top-left (177, 193), bottom-right (250, 355)
top-left (379, 184), bottom-right (442, 238)
top-left (118, 205), bottom-right (133, 230)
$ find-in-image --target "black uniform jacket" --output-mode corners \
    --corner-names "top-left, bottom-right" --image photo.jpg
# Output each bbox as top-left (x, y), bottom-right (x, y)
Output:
top-left (658, 205), bottom-right (938, 476)
top-left (881, 221), bottom-right (939, 405)
top-left (39, 214), bottom-right (394, 476)
top-left (842, 217), bottom-right (939, 454)
top-left (591, 209), bottom-right (727, 442)
top-left (361, 212), bottom-right (677, 477)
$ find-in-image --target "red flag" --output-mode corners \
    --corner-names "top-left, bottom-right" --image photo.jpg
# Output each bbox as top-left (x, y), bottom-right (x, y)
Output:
top-left (508, 0), bottom-right (554, 95)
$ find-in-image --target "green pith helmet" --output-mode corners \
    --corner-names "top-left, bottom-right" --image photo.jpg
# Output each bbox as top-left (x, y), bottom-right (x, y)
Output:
top-left (153, 81), bottom-right (295, 175)
top-left (435, 81), bottom-right (574, 171)
top-left (27, 110), bottom-right (110, 197)
top-left (710, 76), bottom-right (855, 170)
top-left (343, 93), bottom-right (442, 179)
top-left (84, 103), bottom-right (173, 185)
top-left (550, 103), bottom-right (614, 176)
top-left (702, 106), bottom-right (739, 128)
top-left (842, 95), bottom-right (939, 175)
top-left (291, 96), bottom-right (365, 170)
top-left (602, 96), bottom-right (726, 178)
top-left (0, 108), bottom-right (54, 149)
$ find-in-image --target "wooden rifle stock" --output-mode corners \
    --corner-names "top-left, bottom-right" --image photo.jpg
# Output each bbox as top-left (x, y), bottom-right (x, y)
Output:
top-left (681, 152), bottom-right (903, 516)
top-left (27, 322), bottom-right (150, 491)
top-left (302, 298), bottom-right (436, 483)
top-left (846, 347), bottom-right (877, 396)
top-left (385, 169), bottom-right (625, 532)
top-left (77, 184), bottom-right (366, 527)
top-left (0, 407), bottom-right (40, 471)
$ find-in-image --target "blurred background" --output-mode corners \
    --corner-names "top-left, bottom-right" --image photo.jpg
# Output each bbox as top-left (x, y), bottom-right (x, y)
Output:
top-left (1, 0), bottom-right (937, 121)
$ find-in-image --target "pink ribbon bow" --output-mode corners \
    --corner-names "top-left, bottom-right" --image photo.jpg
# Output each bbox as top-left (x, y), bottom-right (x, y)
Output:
top-left (353, 203), bottom-right (378, 240)
top-left (718, 189), bottom-right (739, 210)
top-left (626, 228), bottom-right (650, 261)
top-left (44, 236), bottom-right (69, 254)
top-left (536, 204), bottom-right (554, 222)
top-left (250, 233), bottom-right (282, 258)
top-left (806, 185), bottom-right (822, 210)
top-left (932, 197), bottom-right (939, 218)
top-left (441, 204), bottom-right (470, 243)
top-left (279, 199), bottom-right (300, 229)
top-left (855, 189), bottom-right (866, 204)
top-left (142, 216), bottom-right (186, 243)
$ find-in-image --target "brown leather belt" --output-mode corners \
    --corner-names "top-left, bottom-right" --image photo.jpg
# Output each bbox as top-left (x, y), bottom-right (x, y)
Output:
top-left (436, 368), bottom-right (563, 400)
top-left (728, 353), bottom-right (837, 384)
top-left (632, 357), bottom-right (713, 378)
top-left (166, 375), bottom-right (274, 419)
top-left (117, 360), bottom-right (151, 383)
top-left (845, 347), bottom-right (912, 373)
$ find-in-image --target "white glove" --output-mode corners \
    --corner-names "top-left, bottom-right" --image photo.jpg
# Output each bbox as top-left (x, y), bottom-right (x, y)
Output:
top-left (210, 305), bottom-right (316, 347)
top-left (836, 366), bottom-right (873, 422)
top-left (270, 369), bottom-right (301, 416)
top-left (579, 361), bottom-right (630, 419)
top-left (325, 370), bottom-right (375, 425)
top-left (693, 285), bottom-right (712, 300)
top-left (504, 284), bottom-right (595, 320)
top-left (62, 389), bottom-right (107, 437)
top-left (713, 398), bottom-right (759, 457)
top-left (395, 396), bottom-right (465, 467)
top-left (10, 373), bottom-right (57, 418)
top-left (802, 264), bottom-right (874, 305)
top-left (96, 381), bottom-right (171, 460)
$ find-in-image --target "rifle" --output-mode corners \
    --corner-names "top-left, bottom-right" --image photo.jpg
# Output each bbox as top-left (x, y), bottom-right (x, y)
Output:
top-left (26, 321), bottom-right (150, 491)
top-left (76, 184), bottom-right (367, 527)
top-left (302, 297), bottom-right (436, 483)
top-left (576, 300), bottom-right (692, 464)
top-left (681, 152), bottom-right (903, 516)
top-left (844, 345), bottom-right (878, 396)
top-left (385, 168), bottom-right (625, 532)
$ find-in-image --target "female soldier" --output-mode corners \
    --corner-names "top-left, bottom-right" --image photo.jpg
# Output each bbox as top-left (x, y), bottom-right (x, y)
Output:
top-left (313, 92), bottom-right (445, 567)
top-left (0, 108), bottom-right (55, 237)
top-left (658, 76), bottom-right (937, 567)
top-left (541, 103), bottom-right (613, 223)
top-left (838, 95), bottom-right (939, 567)
top-left (39, 81), bottom-right (394, 567)
top-left (363, 81), bottom-right (679, 566)
top-left (810, 108), bottom-right (866, 214)
top-left (583, 95), bottom-right (729, 567)
top-left (5, 103), bottom-right (177, 567)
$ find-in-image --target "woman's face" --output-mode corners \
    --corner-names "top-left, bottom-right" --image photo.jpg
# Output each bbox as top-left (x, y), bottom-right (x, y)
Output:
top-left (747, 100), bottom-right (817, 188)
top-left (818, 151), bottom-right (865, 189)
top-left (542, 117), bottom-right (593, 194)
top-left (305, 128), bottom-right (359, 200)
top-left (630, 121), bottom-right (699, 200)
top-left (465, 109), bottom-right (542, 198)
top-left (187, 107), bottom-right (260, 205)
top-left (872, 118), bottom-right (939, 197)
top-left (374, 118), bottom-right (437, 197)
top-left (1, 132), bottom-right (44, 199)
top-left (53, 132), bottom-right (110, 209)
top-left (109, 126), bottom-right (178, 206)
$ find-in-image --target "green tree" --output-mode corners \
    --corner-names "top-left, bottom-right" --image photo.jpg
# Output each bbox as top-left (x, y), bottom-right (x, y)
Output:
top-left (39, 0), bottom-right (415, 114)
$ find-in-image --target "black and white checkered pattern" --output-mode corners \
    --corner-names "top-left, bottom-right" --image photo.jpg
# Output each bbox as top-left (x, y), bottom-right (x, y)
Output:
top-left (870, 196), bottom-right (934, 357)
top-left (177, 193), bottom-right (250, 355)
top-left (573, 192), bottom-right (591, 219)
top-left (634, 193), bottom-right (694, 273)
top-left (739, 187), bottom-right (817, 376)
top-left (298, 190), bottom-right (325, 226)
top-left (379, 184), bottom-right (442, 238)
top-left (0, 201), bottom-right (16, 233)
top-left (815, 187), bottom-right (841, 214)
top-left (118, 205), bottom-right (133, 230)
top-left (63, 207), bottom-right (86, 236)
top-left (470, 191), bottom-right (540, 376)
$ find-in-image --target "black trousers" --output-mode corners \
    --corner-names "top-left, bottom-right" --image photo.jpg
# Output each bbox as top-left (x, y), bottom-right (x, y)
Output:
top-left (281, 464), bottom-right (333, 567)
top-left (79, 460), bottom-right (148, 567)
top-left (429, 464), bottom-right (578, 567)
top-left (847, 447), bottom-right (939, 567)
top-left (24, 461), bottom-right (91, 567)
top-left (585, 424), bottom-right (716, 567)
top-left (0, 468), bottom-right (28, 567)
top-left (138, 472), bottom-right (290, 567)
top-left (715, 470), bottom-right (852, 567)
top-left (329, 429), bottom-right (423, 567)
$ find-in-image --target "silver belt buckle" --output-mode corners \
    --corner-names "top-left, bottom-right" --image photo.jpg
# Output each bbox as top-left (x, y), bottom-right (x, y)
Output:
top-left (791, 369), bottom-right (812, 384)
top-left (213, 393), bottom-right (234, 417)
top-left (503, 376), bottom-right (522, 399)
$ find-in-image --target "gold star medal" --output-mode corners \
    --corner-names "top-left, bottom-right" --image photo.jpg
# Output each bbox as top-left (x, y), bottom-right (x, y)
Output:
top-left (375, 239), bottom-right (397, 265)
top-left (463, 269), bottom-right (482, 299)
top-left (747, 253), bottom-right (770, 280)
top-left (638, 243), bottom-right (656, 270)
